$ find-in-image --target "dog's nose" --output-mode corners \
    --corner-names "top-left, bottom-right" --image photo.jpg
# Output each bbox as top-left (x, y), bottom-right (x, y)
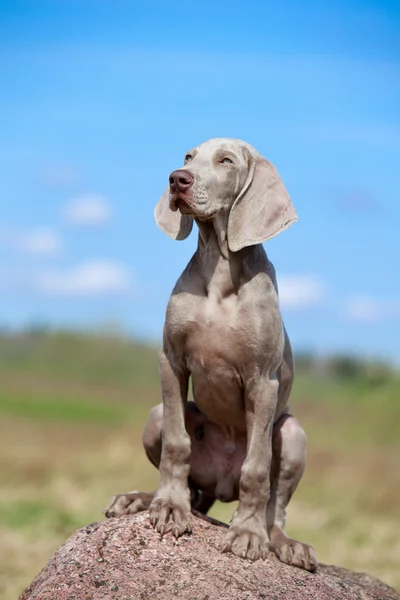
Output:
top-left (169, 169), bottom-right (194, 192)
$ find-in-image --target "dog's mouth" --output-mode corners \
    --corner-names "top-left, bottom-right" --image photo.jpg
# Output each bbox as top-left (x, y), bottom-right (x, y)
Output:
top-left (170, 193), bottom-right (212, 220)
top-left (170, 194), bottom-right (195, 215)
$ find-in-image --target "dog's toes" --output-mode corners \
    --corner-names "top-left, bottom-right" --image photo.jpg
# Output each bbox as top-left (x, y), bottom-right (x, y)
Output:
top-left (231, 533), bottom-right (251, 559)
top-left (220, 526), bottom-right (269, 561)
top-left (273, 538), bottom-right (317, 572)
top-left (247, 533), bottom-right (269, 561)
top-left (104, 491), bottom-right (153, 518)
top-left (149, 493), bottom-right (192, 538)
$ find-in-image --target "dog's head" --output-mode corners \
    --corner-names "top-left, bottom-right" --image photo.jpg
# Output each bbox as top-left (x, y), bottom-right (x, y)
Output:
top-left (155, 138), bottom-right (297, 252)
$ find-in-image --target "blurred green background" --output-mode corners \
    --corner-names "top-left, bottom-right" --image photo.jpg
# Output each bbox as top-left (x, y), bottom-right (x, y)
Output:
top-left (1, 328), bottom-right (399, 599)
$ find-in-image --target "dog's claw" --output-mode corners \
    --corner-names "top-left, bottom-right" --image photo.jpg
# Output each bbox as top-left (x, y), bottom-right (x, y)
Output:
top-left (148, 488), bottom-right (191, 539)
top-left (272, 537), bottom-right (317, 572)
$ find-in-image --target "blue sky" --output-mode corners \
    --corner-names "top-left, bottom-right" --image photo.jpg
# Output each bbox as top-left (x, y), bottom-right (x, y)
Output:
top-left (0, 0), bottom-right (399, 361)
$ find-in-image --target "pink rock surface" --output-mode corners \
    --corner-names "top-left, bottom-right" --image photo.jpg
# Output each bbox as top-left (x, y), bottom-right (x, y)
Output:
top-left (20, 512), bottom-right (399, 600)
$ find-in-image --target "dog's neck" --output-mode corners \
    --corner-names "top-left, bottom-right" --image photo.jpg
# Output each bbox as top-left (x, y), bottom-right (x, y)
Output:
top-left (195, 213), bottom-right (245, 299)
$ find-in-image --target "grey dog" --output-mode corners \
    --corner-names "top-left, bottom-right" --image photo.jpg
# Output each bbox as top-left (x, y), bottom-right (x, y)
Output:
top-left (106, 138), bottom-right (317, 571)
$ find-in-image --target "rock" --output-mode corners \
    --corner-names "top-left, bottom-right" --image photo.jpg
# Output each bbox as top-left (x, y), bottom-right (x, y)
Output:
top-left (20, 512), bottom-right (399, 600)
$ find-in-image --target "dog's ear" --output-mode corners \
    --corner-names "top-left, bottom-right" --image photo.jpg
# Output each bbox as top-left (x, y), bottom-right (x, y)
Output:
top-left (227, 157), bottom-right (297, 252)
top-left (154, 187), bottom-right (193, 240)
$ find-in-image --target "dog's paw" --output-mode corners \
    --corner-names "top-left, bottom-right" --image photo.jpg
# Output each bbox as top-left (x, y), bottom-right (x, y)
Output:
top-left (104, 491), bottom-right (153, 518)
top-left (272, 537), bottom-right (317, 572)
top-left (149, 487), bottom-right (192, 537)
top-left (219, 520), bottom-right (269, 561)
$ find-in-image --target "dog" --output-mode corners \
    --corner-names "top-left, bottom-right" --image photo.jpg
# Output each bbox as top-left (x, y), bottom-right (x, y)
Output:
top-left (106, 138), bottom-right (316, 571)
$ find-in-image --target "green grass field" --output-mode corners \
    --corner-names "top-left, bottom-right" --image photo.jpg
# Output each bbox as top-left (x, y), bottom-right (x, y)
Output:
top-left (1, 330), bottom-right (399, 599)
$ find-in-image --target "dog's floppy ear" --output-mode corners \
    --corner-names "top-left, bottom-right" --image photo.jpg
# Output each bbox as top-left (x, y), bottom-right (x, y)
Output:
top-left (154, 187), bottom-right (193, 240)
top-left (227, 156), bottom-right (297, 252)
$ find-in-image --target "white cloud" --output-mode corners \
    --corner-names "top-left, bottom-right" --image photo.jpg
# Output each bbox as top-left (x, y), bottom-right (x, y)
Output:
top-left (0, 222), bottom-right (61, 256)
top-left (278, 275), bottom-right (325, 310)
top-left (35, 260), bottom-right (132, 296)
top-left (345, 296), bottom-right (400, 322)
top-left (63, 194), bottom-right (112, 226)
top-left (19, 228), bottom-right (62, 255)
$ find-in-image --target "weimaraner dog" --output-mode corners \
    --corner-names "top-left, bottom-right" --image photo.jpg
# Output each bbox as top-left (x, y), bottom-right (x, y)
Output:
top-left (106, 138), bottom-right (317, 571)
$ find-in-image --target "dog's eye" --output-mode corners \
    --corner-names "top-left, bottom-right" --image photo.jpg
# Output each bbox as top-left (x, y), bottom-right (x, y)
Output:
top-left (221, 157), bottom-right (233, 164)
top-left (185, 154), bottom-right (193, 162)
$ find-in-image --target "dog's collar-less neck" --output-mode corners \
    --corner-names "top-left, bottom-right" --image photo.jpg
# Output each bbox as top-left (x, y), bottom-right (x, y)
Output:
top-left (196, 212), bottom-right (229, 258)
top-left (195, 217), bottom-right (247, 299)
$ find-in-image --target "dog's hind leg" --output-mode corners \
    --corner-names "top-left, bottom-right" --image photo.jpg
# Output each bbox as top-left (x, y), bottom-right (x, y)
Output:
top-left (267, 413), bottom-right (317, 571)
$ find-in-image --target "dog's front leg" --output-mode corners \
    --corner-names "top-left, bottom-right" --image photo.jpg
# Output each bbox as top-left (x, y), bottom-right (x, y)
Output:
top-left (149, 349), bottom-right (192, 537)
top-left (221, 376), bottom-right (278, 560)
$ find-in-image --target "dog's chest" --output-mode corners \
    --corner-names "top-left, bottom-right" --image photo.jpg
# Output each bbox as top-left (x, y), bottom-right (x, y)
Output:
top-left (184, 294), bottom-right (242, 364)
top-left (176, 295), bottom-right (247, 425)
